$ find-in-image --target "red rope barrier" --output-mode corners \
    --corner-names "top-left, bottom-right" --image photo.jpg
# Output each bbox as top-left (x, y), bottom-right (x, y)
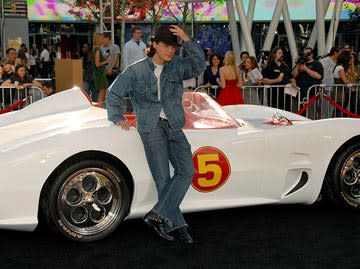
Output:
top-left (0, 99), bottom-right (25, 114)
top-left (295, 95), bottom-right (318, 115)
top-left (323, 95), bottom-right (360, 118)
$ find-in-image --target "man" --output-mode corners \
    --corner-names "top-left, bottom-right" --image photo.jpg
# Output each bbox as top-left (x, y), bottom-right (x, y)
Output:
top-left (100, 32), bottom-right (120, 85)
top-left (39, 44), bottom-right (51, 78)
top-left (48, 44), bottom-right (57, 78)
top-left (106, 25), bottom-right (206, 243)
top-left (5, 48), bottom-right (17, 65)
top-left (320, 46), bottom-right (341, 118)
top-left (122, 26), bottom-right (147, 69)
top-left (292, 47), bottom-right (323, 119)
top-left (81, 43), bottom-right (96, 100)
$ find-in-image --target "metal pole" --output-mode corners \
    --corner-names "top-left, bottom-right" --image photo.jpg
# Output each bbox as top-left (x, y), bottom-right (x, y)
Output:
top-left (110, 0), bottom-right (114, 42)
top-left (1, 0), bottom-right (5, 52)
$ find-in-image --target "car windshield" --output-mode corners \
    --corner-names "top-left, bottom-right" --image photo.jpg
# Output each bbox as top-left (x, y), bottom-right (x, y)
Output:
top-left (182, 92), bottom-right (239, 129)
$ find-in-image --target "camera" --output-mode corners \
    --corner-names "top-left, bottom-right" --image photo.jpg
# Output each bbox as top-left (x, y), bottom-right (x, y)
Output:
top-left (296, 53), bottom-right (306, 64)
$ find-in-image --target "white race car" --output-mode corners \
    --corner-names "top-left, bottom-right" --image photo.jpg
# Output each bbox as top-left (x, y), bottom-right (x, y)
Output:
top-left (1, 88), bottom-right (359, 242)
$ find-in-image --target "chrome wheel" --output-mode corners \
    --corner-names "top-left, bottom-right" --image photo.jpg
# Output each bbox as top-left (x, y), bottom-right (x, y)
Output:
top-left (340, 150), bottom-right (360, 205)
top-left (57, 168), bottom-right (122, 236)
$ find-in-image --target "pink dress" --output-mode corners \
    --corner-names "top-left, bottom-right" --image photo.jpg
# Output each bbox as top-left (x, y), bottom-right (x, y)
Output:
top-left (216, 79), bottom-right (244, 106)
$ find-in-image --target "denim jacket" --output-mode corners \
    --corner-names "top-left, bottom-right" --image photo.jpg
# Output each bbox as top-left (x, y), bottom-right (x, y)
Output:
top-left (106, 39), bottom-right (206, 132)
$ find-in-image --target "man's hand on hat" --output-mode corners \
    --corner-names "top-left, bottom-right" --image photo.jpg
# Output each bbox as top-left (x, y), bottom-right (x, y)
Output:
top-left (169, 25), bottom-right (190, 43)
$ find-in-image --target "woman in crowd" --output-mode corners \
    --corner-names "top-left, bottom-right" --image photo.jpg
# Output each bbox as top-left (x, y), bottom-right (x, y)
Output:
top-left (1, 60), bottom-right (15, 81)
top-left (242, 56), bottom-right (261, 104)
top-left (203, 53), bottom-right (222, 98)
top-left (92, 32), bottom-right (109, 107)
top-left (15, 49), bottom-right (30, 71)
top-left (2, 64), bottom-right (42, 88)
top-left (332, 50), bottom-right (353, 117)
top-left (28, 47), bottom-right (38, 78)
top-left (262, 46), bottom-right (294, 110)
top-left (216, 51), bottom-right (244, 105)
top-left (2, 64), bottom-right (43, 105)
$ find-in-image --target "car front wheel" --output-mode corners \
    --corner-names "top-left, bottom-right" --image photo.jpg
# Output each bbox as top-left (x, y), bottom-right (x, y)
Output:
top-left (42, 160), bottom-right (130, 242)
top-left (325, 142), bottom-right (360, 208)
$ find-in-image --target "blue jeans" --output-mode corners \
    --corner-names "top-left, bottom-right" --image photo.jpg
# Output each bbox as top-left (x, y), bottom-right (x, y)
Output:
top-left (83, 80), bottom-right (98, 101)
top-left (139, 119), bottom-right (194, 232)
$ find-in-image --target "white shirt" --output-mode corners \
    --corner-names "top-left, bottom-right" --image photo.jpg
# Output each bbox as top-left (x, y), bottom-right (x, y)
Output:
top-left (154, 63), bottom-right (166, 119)
top-left (40, 49), bottom-right (50, 62)
top-left (123, 39), bottom-right (147, 68)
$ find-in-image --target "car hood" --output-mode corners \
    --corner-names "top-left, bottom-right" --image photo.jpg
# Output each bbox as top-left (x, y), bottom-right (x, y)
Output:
top-left (0, 88), bottom-right (109, 148)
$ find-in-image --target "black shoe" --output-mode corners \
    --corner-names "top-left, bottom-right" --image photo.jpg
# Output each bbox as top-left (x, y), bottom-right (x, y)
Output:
top-left (143, 211), bottom-right (175, 242)
top-left (172, 227), bottom-right (194, 244)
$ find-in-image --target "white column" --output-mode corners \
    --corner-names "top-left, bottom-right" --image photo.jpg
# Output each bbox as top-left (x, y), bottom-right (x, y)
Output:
top-left (240, 0), bottom-right (256, 52)
top-left (234, 0), bottom-right (256, 57)
top-left (307, 0), bottom-right (330, 49)
top-left (316, 0), bottom-right (326, 56)
top-left (281, 1), bottom-right (298, 67)
top-left (226, 0), bottom-right (241, 64)
top-left (326, 0), bottom-right (343, 51)
top-left (262, 0), bottom-right (284, 51)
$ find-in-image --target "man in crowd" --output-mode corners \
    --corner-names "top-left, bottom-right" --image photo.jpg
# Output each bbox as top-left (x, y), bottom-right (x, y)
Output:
top-left (101, 32), bottom-right (120, 85)
top-left (81, 43), bottom-right (96, 100)
top-left (106, 25), bottom-right (206, 244)
top-left (5, 48), bottom-right (16, 65)
top-left (122, 26), bottom-right (147, 69)
top-left (292, 46), bottom-right (323, 119)
top-left (319, 46), bottom-right (341, 118)
top-left (39, 44), bottom-right (51, 78)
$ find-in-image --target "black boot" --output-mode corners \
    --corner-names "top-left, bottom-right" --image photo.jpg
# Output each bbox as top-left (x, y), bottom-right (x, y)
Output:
top-left (172, 227), bottom-right (194, 244)
top-left (143, 211), bottom-right (175, 242)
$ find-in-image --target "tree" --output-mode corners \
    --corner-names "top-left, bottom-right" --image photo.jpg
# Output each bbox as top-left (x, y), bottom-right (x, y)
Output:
top-left (344, 0), bottom-right (360, 32)
top-left (68, 0), bottom-right (225, 25)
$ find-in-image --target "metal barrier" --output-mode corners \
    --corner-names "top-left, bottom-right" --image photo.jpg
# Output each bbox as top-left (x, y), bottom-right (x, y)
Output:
top-left (196, 83), bottom-right (360, 120)
top-left (302, 84), bottom-right (360, 119)
top-left (241, 85), bottom-right (302, 113)
top-left (0, 85), bottom-right (45, 113)
top-left (194, 85), bottom-right (220, 99)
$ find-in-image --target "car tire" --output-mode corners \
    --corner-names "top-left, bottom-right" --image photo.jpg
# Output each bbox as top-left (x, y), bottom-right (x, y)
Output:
top-left (325, 142), bottom-right (360, 209)
top-left (42, 159), bottom-right (130, 242)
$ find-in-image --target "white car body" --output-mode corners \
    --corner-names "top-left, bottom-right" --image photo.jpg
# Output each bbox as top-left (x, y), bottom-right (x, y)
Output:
top-left (1, 88), bottom-right (359, 235)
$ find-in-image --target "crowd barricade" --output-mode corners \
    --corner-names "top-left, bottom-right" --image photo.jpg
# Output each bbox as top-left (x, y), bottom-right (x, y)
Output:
top-left (194, 85), bottom-right (220, 99)
top-left (34, 78), bottom-right (53, 84)
top-left (241, 85), bottom-right (302, 113)
top-left (0, 85), bottom-right (44, 114)
top-left (303, 84), bottom-right (360, 119)
top-left (195, 83), bottom-right (360, 120)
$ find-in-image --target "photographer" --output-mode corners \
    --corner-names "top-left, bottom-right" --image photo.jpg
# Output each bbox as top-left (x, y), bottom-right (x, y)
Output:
top-left (292, 47), bottom-right (323, 118)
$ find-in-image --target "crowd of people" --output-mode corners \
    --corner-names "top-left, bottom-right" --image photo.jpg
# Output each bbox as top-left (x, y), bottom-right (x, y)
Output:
top-left (0, 44), bottom-right (57, 108)
top-left (199, 43), bottom-right (359, 118)
top-left (1, 23), bottom-right (359, 118)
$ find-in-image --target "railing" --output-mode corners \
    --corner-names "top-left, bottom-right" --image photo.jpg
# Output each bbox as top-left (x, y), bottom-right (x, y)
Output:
top-left (194, 85), bottom-right (220, 99)
top-left (195, 83), bottom-right (360, 120)
top-left (0, 86), bottom-right (44, 114)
